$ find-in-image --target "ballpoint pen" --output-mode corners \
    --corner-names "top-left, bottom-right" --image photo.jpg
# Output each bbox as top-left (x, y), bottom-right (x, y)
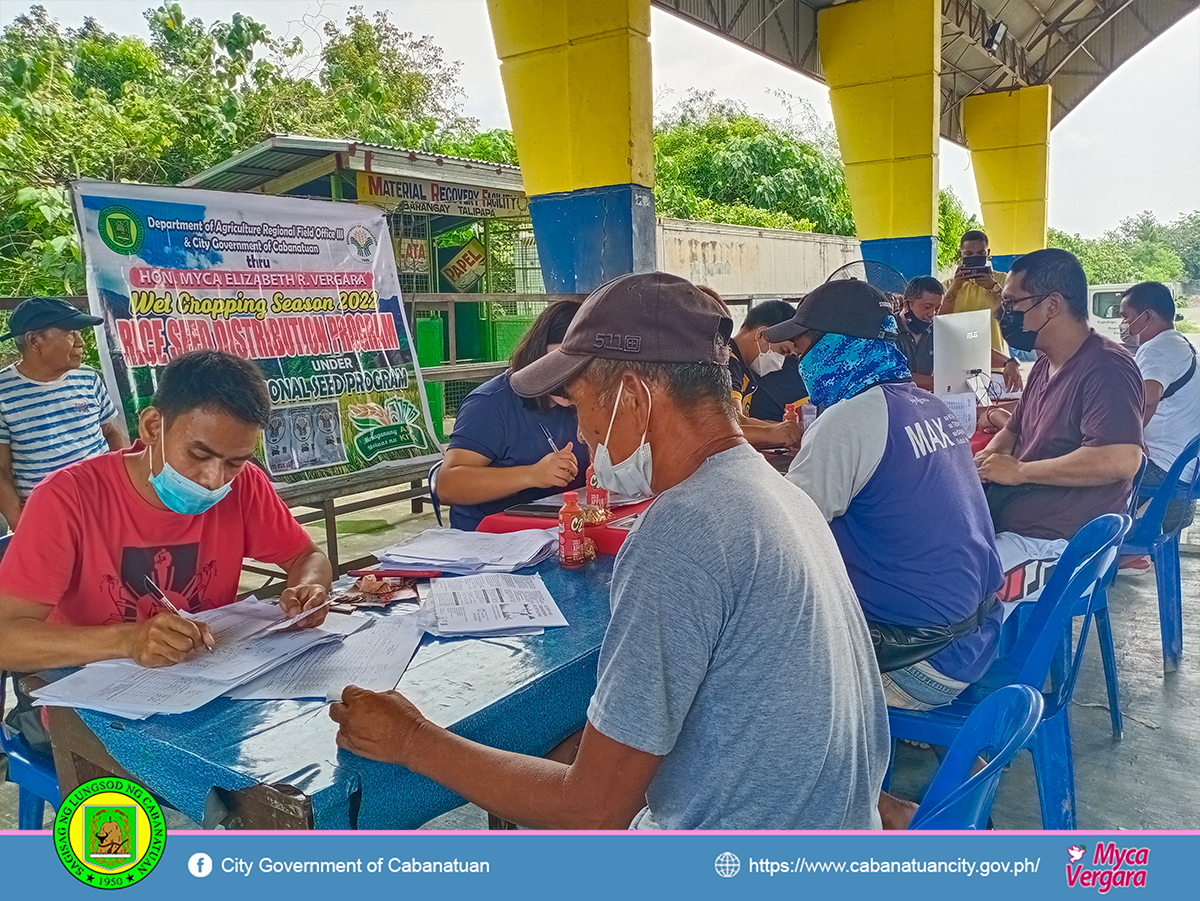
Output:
top-left (540, 424), bottom-right (559, 453)
top-left (143, 575), bottom-right (214, 651)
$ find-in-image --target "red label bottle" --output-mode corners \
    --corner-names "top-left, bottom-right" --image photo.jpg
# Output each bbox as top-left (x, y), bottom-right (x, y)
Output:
top-left (558, 491), bottom-right (586, 568)
top-left (585, 464), bottom-right (609, 511)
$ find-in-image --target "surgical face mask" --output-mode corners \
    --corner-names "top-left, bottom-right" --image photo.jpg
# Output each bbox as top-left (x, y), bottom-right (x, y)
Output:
top-left (149, 431), bottom-right (233, 515)
top-left (750, 336), bottom-right (786, 377)
top-left (592, 380), bottom-right (653, 497)
top-left (998, 294), bottom-right (1052, 353)
top-left (1119, 310), bottom-right (1148, 346)
top-left (903, 310), bottom-right (932, 334)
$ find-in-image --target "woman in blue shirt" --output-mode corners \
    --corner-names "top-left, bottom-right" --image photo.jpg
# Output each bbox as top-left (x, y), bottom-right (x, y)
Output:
top-left (439, 300), bottom-right (588, 530)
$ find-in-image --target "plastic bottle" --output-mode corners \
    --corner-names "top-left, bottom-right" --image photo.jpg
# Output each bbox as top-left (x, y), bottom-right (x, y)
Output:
top-left (558, 491), bottom-right (587, 568)
top-left (783, 403), bottom-right (799, 424)
top-left (585, 464), bottom-right (610, 519)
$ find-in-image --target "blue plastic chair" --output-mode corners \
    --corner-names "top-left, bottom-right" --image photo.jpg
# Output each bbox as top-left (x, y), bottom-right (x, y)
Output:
top-left (428, 460), bottom-right (444, 526)
top-left (0, 534), bottom-right (61, 828)
top-left (0, 674), bottom-right (60, 829)
top-left (888, 513), bottom-right (1131, 830)
top-left (909, 684), bottom-right (1044, 830)
top-left (1101, 436), bottom-right (1200, 674)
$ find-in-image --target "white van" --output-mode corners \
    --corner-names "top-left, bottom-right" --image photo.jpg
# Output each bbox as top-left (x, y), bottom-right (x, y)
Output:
top-left (1089, 282), bottom-right (1183, 347)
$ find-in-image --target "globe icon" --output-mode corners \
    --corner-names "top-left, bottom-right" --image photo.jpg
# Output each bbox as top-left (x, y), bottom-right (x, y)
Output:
top-left (714, 851), bottom-right (740, 878)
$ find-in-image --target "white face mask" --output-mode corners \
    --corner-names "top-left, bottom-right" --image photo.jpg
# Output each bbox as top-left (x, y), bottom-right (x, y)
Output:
top-left (751, 336), bottom-right (786, 377)
top-left (592, 380), bottom-right (654, 498)
top-left (1119, 310), bottom-right (1147, 347)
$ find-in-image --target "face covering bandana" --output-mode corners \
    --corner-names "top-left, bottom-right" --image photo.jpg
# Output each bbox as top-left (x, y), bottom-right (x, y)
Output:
top-left (903, 310), bottom-right (932, 334)
top-left (592, 380), bottom-right (654, 497)
top-left (1119, 310), bottom-right (1147, 347)
top-left (998, 295), bottom-right (1051, 352)
top-left (149, 432), bottom-right (233, 515)
top-left (751, 337), bottom-right (786, 377)
top-left (798, 317), bottom-right (911, 409)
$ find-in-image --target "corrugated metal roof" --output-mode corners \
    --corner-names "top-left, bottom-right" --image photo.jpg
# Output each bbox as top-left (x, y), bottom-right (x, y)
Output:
top-left (183, 134), bottom-right (525, 194)
top-left (653, 0), bottom-right (1200, 145)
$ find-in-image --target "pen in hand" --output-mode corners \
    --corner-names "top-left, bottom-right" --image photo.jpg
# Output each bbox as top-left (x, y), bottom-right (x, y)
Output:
top-left (540, 425), bottom-right (559, 453)
top-left (143, 575), bottom-right (214, 652)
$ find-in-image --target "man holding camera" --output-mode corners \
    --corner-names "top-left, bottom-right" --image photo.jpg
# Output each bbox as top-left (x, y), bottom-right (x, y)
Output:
top-left (943, 230), bottom-right (1024, 392)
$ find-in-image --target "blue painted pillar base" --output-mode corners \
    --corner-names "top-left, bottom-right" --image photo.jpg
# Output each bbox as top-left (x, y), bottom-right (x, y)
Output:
top-left (859, 236), bottom-right (937, 282)
top-left (528, 184), bottom-right (656, 294)
top-left (991, 253), bottom-right (1022, 272)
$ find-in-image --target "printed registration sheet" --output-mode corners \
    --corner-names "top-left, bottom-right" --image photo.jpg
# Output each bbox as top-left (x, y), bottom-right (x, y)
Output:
top-left (429, 573), bottom-right (568, 636)
top-left (228, 615), bottom-right (425, 700)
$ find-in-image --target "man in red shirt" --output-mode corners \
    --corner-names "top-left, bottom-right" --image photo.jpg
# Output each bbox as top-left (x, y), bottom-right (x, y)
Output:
top-left (0, 350), bottom-right (332, 672)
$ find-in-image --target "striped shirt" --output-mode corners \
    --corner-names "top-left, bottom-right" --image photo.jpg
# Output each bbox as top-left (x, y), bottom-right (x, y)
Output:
top-left (0, 365), bottom-right (118, 498)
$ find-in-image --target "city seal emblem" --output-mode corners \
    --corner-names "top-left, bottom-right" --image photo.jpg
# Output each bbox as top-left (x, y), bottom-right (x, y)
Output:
top-left (54, 777), bottom-right (166, 889)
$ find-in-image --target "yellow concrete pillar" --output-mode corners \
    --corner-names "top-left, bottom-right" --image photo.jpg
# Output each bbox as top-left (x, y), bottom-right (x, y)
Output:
top-left (818, 0), bottom-right (940, 277)
top-left (488, 0), bottom-right (655, 291)
top-left (963, 85), bottom-right (1052, 269)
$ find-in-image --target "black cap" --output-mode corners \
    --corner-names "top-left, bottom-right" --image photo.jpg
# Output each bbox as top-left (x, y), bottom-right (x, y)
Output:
top-left (0, 298), bottom-right (103, 343)
top-left (510, 272), bottom-right (733, 397)
top-left (763, 279), bottom-right (896, 343)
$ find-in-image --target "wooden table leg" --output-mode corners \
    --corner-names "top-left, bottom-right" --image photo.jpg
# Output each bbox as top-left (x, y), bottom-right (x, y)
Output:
top-left (323, 497), bottom-right (339, 574)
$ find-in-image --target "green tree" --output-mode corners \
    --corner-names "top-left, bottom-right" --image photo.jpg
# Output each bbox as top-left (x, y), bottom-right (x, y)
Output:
top-left (652, 90), bottom-right (851, 236)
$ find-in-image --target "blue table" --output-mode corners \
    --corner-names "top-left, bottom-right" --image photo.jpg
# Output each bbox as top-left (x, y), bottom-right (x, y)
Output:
top-left (42, 558), bottom-right (613, 829)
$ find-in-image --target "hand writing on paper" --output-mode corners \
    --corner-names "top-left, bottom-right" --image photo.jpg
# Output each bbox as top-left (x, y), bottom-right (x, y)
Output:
top-left (976, 452), bottom-right (1025, 486)
top-left (531, 443), bottom-right (578, 489)
top-left (329, 685), bottom-right (425, 766)
top-left (128, 614), bottom-right (215, 667)
top-left (279, 584), bottom-right (330, 629)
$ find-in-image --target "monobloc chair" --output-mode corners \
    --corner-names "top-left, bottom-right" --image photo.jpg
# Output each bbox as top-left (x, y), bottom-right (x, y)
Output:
top-left (428, 459), bottom-right (444, 526)
top-left (888, 513), bottom-right (1131, 830)
top-left (1102, 436), bottom-right (1200, 674)
top-left (908, 684), bottom-right (1043, 830)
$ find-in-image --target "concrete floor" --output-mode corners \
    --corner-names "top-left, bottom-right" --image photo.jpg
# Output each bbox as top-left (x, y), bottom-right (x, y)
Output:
top-left (5, 499), bottom-right (1200, 830)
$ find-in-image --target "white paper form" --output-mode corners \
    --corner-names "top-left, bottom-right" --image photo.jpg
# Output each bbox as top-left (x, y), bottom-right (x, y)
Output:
top-left (31, 666), bottom-right (232, 719)
top-left (228, 614), bottom-right (425, 700)
top-left (430, 573), bottom-right (568, 636)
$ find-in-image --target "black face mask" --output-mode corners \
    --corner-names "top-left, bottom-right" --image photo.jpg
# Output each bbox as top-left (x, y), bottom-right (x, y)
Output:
top-left (903, 311), bottom-right (931, 334)
top-left (998, 295), bottom-right (1051, 352)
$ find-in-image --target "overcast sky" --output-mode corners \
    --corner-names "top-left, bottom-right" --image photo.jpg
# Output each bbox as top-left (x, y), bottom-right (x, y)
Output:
top-left (5, 0), bottom-right (1198, 237)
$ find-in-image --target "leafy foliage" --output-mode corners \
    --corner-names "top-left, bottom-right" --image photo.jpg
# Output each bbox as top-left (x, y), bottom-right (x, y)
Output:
top-left (1049, 209), bottom-right (1190, 285)
top-left (652, 91), bottom-right (850, 235)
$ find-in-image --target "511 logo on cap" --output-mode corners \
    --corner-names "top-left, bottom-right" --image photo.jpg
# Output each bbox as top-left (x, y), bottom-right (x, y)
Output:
top-left (54, 777), bottom-right (166, 889)
top-left (593, 333), bottom-right (642, 353)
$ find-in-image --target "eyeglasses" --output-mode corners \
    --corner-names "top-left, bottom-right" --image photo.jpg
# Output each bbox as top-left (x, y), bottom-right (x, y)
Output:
top-left (999, 293), bottom-right (1053, 315)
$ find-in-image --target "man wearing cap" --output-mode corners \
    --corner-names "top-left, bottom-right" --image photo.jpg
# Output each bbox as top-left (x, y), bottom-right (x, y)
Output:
top-left (0, 298), bottom-right (128, 529)
top-left (766, 280), bottom-right (1003, 726)
top-left (332, 272), bottom-right (890, 830)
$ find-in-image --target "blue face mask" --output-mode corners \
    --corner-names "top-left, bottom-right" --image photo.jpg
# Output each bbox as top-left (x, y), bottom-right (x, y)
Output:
top-left (149, 433), bottom-right (233, 516)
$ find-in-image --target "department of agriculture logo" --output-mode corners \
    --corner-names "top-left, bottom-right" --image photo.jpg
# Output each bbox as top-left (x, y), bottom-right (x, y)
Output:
top-left (54, 778), bottom-right (166, 889)
top-left (98, 206), bottom-right (145, 256)
top-left (347, 224), bottom-right (376, 261)
top-left (715, 851), bottom-right (740, 878)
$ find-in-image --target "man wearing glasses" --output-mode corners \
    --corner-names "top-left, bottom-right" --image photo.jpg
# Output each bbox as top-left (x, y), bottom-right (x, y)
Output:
top-left (974, 248), bottom-right (1144, 610)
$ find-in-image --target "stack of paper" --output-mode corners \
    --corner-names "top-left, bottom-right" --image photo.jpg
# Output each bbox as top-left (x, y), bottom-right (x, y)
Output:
top-left (228, 615), bottom-right (424, 701)
top-left (377, 528), bottom-right (557, 574)
top-left (516, 490), bottom-right (651, 510)
top-left (425, 573), bottom-right (568, 638)
top-left (30, 599), bottom-right (368, 719)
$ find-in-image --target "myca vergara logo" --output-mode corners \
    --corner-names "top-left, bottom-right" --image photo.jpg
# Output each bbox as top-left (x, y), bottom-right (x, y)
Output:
top-left (1066, 842), bottom-right (1149, 893)
top-left (98, 206), bottom-right (146, 256)
top-left (54, 777), bottom-right (166, 889)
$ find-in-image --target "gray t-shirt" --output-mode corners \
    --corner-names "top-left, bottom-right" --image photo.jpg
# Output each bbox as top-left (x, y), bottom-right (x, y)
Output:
top-left (587, 443), bottom-right (890, 829)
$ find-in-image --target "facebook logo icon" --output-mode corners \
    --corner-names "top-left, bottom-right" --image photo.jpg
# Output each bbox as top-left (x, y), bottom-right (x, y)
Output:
top-left (188, 853), bottom-right (213, 878)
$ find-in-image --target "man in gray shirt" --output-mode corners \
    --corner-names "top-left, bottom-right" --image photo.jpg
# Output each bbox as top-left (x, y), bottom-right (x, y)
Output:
top-left (331, 272), bottom-right (890, 829)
